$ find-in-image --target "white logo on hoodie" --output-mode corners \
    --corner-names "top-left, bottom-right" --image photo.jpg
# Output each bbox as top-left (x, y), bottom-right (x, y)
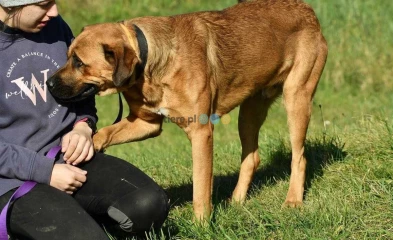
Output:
top-left (8, 69), bottom-right (50, 105)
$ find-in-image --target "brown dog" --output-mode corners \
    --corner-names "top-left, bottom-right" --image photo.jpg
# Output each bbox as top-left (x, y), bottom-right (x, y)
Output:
top-left (47, 0), bottom-right (328, 221)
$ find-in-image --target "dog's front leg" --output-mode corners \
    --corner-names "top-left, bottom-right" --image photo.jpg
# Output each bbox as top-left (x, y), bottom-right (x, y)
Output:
top-left (93, 114), bottom-right (162, 151)
top-left (187, 123), bottom-right (214, 222)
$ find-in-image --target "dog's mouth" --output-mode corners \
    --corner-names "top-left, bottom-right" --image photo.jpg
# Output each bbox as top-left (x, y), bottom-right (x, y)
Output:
top-left (51, 84), bottom-right (99, 103)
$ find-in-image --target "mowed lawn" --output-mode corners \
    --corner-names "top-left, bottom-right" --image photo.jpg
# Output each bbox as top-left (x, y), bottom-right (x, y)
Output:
top-left (58, 0), bottom-right (393, 239)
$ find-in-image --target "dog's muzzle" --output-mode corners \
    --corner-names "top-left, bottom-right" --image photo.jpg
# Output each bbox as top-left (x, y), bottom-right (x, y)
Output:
top-left (47, 77), bottom-right (98, 102)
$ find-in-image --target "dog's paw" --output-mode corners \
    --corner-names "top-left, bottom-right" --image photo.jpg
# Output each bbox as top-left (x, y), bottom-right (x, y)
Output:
top-left (231, 189), bottom-right (247, 204)
top-left (92, 133), bottom-right (106, 152)
top-left (93, 145), bottom-right (105, 153)
top-left (282, 200), bottom-right (303, 208)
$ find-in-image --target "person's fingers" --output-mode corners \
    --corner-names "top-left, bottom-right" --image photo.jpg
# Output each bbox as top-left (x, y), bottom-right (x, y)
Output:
top-left (66, 165), bottom-right (87, 183)
top-left (61, 134), bottom-right (70, 153)
top-left (85, 145), bottom-right (95, 161)
top-left (63, 134), bottom-right (79, 162)
top-left (51, 164), bottom-right (87, 194)
top-left (65, 134), bottom-right (86, 163)
top-left (71, 181), bottom-right (83, 188)
top-left (65, 185), bottom-right (77, 192)
top-left (66, 164), bottom-right (87, 175)
top-left (72, 141), bottom-right (91, 165)
top-left (74, 172), bottom-right (87, 183)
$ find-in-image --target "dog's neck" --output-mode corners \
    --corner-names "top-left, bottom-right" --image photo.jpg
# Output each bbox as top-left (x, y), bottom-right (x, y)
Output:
top-left (119, 23), bottom-right (148, 81)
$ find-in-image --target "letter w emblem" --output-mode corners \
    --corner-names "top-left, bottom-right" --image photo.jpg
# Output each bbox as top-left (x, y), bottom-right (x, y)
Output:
top-left (11, 69), bottom-right (50, 106)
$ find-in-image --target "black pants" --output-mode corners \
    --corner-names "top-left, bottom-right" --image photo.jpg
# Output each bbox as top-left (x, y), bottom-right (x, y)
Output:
top-left (0, 153), bottom-right (169, 240)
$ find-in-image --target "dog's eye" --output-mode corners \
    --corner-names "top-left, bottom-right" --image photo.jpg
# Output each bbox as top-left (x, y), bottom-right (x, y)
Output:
top-left (104, 50), bottom-right (115, 64)
top-left (104, 50), bottom-right (115, 59)
top-left (76, 61), bottom-right (84, 68)
top-left (72, 55), bottom-right (85, 69)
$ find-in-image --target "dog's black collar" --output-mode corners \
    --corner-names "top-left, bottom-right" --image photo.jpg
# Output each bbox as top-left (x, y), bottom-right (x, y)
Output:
top-left (133, 24), bottom-right (148, 80)
top-left (112, 24), bottom-right (148, 125)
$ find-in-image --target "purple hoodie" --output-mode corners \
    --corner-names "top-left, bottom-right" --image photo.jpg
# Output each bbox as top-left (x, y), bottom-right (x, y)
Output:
top-left (0, 16), bottom-right (97, 196)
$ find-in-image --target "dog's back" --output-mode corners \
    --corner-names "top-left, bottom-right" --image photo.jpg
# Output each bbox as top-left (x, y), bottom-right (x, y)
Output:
top-left (126, 0), bottom-right (326, 115)
top-left (179, 0), bottom-right (326, 114)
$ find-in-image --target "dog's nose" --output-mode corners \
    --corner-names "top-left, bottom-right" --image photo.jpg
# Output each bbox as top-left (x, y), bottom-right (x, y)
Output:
top-left (46, 77), bottom-right (57, 91)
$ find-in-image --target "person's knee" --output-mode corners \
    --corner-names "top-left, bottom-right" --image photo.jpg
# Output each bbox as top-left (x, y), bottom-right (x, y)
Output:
top-left (8, 184), bottom-right (109, 240)
top-left (107, 185), bottom-right (169, 233)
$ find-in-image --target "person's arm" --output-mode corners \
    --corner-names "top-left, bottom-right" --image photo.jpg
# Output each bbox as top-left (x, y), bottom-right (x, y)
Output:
top-left (0, 141), bottom-right (88, 194)
top-left (0, 141), bottom-right (54, 183)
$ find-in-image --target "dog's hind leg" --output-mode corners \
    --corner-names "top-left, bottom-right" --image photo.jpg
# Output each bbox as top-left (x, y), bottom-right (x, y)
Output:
top-left (282, 34), bottom-right (328, 207)
top-left (232, 92), bottom-right (276, 203)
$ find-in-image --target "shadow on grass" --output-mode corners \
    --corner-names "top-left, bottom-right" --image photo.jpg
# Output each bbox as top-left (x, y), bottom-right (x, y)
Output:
top-left (165, 134), bottom-right (347, 209)
top-left (131, 135), bottom-right (348, 239)
top-left (251, 135), bottom-right (347, 198)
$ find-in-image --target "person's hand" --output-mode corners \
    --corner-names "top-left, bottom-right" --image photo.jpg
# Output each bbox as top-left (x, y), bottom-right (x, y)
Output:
top-left (62, 122), bottom-right (94, 165)
top-left (50, 164), bottom-right (87, 194)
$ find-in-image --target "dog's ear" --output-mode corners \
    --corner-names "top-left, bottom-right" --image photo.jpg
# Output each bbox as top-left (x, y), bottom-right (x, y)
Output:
top-left (103, 41), bottom-right (137, 87)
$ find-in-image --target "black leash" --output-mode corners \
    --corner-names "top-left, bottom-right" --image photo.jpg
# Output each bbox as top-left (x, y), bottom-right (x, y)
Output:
top-left (112, 93), bottom-right (123, 124)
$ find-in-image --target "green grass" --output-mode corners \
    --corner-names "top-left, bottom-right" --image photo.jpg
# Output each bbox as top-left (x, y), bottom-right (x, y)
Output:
top-left (58, 0), bottom-right (393, 239)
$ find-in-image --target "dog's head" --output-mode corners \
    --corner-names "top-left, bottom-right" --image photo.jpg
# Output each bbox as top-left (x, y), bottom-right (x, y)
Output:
top-left (47, 22), bottom-right (140, 102)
